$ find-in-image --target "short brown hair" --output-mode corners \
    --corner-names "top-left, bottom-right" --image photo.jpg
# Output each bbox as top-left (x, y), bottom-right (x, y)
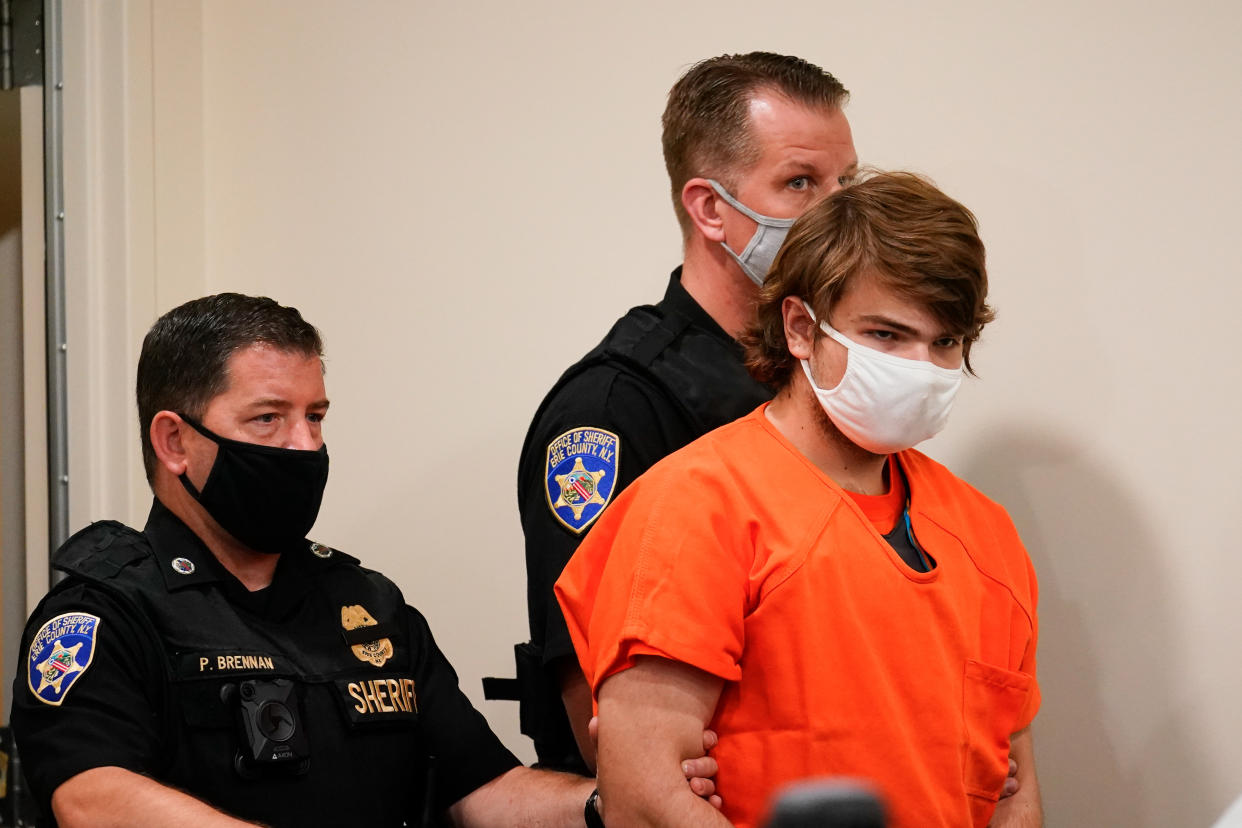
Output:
top-left (743, 171), bottom-right (995, 387)
top-left (662, 52), bottom-right (849, 238)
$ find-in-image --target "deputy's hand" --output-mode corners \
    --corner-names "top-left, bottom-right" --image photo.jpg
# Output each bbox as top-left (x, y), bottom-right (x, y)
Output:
top-left (588, 717), bottom-right (723, 809)
top-left (682, 728), bottom-right (722, 809)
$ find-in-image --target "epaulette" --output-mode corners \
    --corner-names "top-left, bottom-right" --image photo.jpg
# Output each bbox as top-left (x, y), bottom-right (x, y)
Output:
top-left (53, 520), bottom-right (152, 581)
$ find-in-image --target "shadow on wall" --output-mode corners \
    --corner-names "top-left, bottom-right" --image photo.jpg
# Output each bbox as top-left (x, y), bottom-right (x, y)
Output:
top-left (958, 427), bottom-right (1206, 827)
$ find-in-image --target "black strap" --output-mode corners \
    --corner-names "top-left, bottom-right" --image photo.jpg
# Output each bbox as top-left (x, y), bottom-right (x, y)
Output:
top-left (340, 623), bottom-right (397, 647)
top-left (481, 676), bottom-right (521, 701)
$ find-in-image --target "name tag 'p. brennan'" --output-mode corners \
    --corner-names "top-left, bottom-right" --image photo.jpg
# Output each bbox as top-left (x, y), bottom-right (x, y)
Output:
top-left (337, 676), bottom-right (418, 724)
top-left (199, 654), bottom-right (276, 673)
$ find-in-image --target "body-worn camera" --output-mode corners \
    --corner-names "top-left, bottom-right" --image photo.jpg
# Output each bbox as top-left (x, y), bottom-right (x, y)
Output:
top-left (223, 678), bottom-right (311, 779)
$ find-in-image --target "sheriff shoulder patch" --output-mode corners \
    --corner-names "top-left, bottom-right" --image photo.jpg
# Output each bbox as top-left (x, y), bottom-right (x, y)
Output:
top-left (27, 612), bottom-right (100, 706)
top-left (544, 427), bottom-right (620, 534)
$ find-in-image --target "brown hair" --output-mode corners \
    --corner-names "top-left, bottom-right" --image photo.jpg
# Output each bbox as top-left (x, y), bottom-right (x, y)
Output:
top-left (743, 170), bottom-right (995, 387)
top-left (662, 52), bottom-right (848, 238)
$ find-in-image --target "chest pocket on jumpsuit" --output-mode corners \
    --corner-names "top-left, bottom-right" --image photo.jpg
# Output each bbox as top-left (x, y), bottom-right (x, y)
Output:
top-left (960, 659), bottom-right (1031, 826)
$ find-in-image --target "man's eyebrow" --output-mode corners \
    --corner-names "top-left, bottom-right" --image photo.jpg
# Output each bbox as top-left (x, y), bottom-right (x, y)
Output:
top-left (856, 314), bottom-right (965, 338)
top-left (774, 159), bottom-right (832, 175)
top-left (242, 397), bottom-right (331, 410)
top-left (244, 398), bottom-right (292, 410)
top-left (773, 159), bottom-right (860, 180)
top-left (856, 314), bottom-right (922, 335)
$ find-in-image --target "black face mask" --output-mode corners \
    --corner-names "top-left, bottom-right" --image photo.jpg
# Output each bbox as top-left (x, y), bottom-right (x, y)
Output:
top-left (177, 414), bottom-right (330, 554)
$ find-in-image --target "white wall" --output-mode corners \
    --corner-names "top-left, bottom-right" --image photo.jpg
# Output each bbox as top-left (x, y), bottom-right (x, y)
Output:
top-left (60, 1), bottom-right (1242, 824)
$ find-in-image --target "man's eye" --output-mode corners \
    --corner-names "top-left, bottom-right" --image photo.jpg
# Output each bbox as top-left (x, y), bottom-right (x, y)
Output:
top-left (788, 176), bottom-right (811, 191)
top-left (255, 413), bottom-right (278, 424)
top-left (308, 413), bottom-right (325, 424)
top-left (867, 330), bottom-right (895, 341)
top-left (935, 337), bottom-right (963, 348)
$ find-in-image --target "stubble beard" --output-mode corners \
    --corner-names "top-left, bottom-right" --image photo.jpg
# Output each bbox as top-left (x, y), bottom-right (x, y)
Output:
top-left (809, 386), bottom-right (885, 465)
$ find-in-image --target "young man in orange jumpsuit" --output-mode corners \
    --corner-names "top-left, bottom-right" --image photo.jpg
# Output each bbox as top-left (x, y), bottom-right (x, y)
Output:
top-left (557, 172), bottom-right (1043, 828)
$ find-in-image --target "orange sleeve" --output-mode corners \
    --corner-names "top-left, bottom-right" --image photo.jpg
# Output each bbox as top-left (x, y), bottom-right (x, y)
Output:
top-left (555, 458), bottom-right (753, 697)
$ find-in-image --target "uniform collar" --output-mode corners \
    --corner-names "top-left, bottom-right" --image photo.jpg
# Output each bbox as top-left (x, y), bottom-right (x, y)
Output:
top-left (143, 498), bottom-right (344, 617)
top-left (144, 498), bottom-right (226, 591)
top-left (659, 266), bottom-right (740, 350)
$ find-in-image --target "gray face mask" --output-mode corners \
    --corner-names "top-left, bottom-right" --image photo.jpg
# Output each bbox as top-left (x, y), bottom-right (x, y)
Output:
top-left (708, 180), bottom-right (796, 286)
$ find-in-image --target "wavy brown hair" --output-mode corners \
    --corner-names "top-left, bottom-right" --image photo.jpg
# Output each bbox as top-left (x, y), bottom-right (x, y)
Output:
top-left (742, 170), bottom-right (994, 388)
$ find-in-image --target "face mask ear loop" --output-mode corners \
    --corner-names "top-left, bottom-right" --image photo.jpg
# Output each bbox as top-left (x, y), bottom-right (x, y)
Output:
top-left (174, 413), bottom-right (218, 500)
top-left (178, 472), bottom-right (204, 500)
top-left (707, 180), bottom-right (797, 228)
top-left (721, 243), bottom-right (764, 286)
top-left (799, 300), bottom-right (828, 368)
top-left (797, 300), bottom-right (841, 397)
top-left (800, 301), bottom-right (851, 351)
top-left (800, 301), bottom-right (853, 346)
top-left (177, 412), bottom-right (223, 443)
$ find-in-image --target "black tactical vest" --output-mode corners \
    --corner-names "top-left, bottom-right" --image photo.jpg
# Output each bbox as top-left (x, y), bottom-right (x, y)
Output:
top-left (53, 521), bottom-right (431, 827)
top-left (533, 302), bottom-right (771, 448)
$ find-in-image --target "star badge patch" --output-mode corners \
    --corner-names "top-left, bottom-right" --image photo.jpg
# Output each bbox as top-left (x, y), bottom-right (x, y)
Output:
top-left (27, 612), bottom-right (100, 706)
top-left (544, 427), bottom-right (619, 534)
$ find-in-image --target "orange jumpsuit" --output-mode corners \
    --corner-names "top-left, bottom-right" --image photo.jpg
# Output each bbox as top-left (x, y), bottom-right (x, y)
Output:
top-left (556, 406), bottom-right (1039, 828)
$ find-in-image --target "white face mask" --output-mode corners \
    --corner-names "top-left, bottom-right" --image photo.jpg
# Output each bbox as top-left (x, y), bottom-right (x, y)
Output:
top-left (799, 301), bottom-right (963, 454)
top-left (708, 180), bottom-right (795, 286)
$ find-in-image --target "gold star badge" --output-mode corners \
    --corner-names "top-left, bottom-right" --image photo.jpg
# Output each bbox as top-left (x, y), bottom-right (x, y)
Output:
top-left (34, 640), bottom-right (85, 696)
top-left (553, 457), bottom-right (608, 520)
top-left (544, 426), bottom-right (619, 533)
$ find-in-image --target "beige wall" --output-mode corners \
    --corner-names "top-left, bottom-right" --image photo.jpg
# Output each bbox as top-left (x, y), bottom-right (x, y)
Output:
top-left (58, 1), bottom-right (1242, 824)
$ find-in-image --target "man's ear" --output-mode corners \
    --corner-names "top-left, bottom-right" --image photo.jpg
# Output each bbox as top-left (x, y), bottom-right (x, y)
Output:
top-left (150, 411), bottom-right (190, 477)
top-left (782, 296), bottom-right (819, 361)
top-left (681, 178), bottom-right (727, 243)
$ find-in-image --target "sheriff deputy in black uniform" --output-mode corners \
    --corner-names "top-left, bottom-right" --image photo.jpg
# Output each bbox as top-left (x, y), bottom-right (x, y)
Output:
top-left (509, 52), bottom-right (859, 774)
top-left (12, 294), bottom-right (716, 827)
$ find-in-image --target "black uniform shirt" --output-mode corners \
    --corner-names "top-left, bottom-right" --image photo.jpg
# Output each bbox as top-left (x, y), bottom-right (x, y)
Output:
top-left (12, 500), bottom-right (519, 826)
top-left (517, 268), bottom-right (771, 768)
